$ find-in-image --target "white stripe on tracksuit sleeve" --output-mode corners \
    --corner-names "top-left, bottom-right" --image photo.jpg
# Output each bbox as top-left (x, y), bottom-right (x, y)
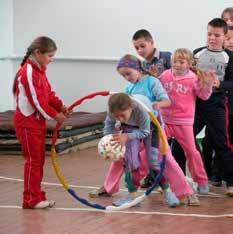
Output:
top-left (26, 64), bottom-right (53, 120)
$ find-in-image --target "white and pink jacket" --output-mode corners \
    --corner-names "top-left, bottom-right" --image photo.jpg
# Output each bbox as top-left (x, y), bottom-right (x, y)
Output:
top-left (159, 69), bottom-right (213, 125)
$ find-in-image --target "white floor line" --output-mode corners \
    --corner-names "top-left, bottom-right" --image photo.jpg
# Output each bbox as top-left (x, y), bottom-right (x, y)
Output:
top-left (0, 205), bottom-right (232, 218)
top-left (0, 175), bottom-right (226, 198)
top-left (0, 175), bottom-right (157, 194)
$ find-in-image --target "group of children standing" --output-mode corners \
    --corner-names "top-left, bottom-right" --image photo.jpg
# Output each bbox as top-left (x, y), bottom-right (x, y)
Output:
top-left (13, 8), bottom-right (233, 209)
top-left (90, 8), bottom-right (233, 207)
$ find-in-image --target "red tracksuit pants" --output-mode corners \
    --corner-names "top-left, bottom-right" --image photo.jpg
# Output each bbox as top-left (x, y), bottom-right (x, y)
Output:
top-left (15, 126), bottom-right (47, 208)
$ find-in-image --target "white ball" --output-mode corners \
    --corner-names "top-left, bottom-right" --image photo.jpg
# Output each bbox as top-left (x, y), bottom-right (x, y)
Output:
top-left (98, 134), bottom-right (125, 161)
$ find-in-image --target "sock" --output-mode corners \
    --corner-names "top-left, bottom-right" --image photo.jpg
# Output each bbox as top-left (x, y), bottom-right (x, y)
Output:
top-left (125, 171), bottom-right (137, 193)
top-left (161, 183), bottom-right (171, 193)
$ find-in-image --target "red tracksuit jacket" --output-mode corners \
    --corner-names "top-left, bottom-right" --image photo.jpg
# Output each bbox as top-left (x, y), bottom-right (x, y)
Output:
top-left (14, 59), bottom-right (63, 130)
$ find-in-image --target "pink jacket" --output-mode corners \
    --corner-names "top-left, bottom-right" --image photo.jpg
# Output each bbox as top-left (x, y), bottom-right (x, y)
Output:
top-left (159, 69), bottom-right (212, 125)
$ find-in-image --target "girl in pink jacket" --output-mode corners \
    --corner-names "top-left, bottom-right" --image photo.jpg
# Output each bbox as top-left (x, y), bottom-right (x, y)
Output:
top-left (159, 48), bottom-right (218, 194)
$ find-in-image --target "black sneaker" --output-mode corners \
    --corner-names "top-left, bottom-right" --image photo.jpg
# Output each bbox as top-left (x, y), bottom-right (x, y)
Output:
top-left (89, 186), bottom-right (111, 198)
top-left (210, 175), bottom-right (222, 187)
top-left (140, 174), bottom-right (155, 188)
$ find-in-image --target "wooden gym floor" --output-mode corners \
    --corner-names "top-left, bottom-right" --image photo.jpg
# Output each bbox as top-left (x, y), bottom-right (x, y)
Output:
top-left (0, 147), bottom-right (232, 234)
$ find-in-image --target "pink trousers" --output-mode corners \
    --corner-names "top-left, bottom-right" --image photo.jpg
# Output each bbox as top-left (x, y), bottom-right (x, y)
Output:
top-left (165, 124), bottom-right (208, 185)
top-left (104, 129), bottom-right (193, 198)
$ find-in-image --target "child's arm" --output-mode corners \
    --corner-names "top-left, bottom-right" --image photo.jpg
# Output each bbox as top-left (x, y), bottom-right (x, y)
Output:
top-left (112, 132), bottom-right (129, 145)
top-left (149, 64), bottom-right (159, 77)
top-left (151, 77), bottom-right (170, 109)
top-left (54, 112), bottom-right (66, 124)
top-left (152, 100), bottom-right (171, 110)
top-left (111, 105), bottom-right (151, 144)
top-left (60, 105), bottom-right (73, 117)
top-left (216, 51), bottom-right (233, 92)
top-left (47, 80), bottom-right (64, 112)
top-left (103, 114), bottom-right (116, 136)
top-left (26, 74), bottom-right (62, 120)
top-left (194, 70), bottom-right (215, 100)
top-left (127, 106), bottom-right (151, 140)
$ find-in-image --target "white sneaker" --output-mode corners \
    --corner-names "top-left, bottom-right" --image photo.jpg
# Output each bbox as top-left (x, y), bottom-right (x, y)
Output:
top-left (188, 194), bottom-right (200, 206)
top-left (47, 200), bottom-right (56, 208)
top-left (164, 191), bottom-right (180, 207)
top-left (197, 184), bottom-right (209, 195)
top-left (33, 200), bottom-right (50, 209)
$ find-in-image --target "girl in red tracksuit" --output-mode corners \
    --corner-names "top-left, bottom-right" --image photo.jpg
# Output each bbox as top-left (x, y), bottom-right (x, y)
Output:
top-left (13, 36), bottom-right (69, 209)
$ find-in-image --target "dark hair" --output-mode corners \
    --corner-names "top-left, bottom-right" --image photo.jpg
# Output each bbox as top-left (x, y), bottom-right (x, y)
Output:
top-left (13, 36), bottom-right (57, 94)
top-left (221, 7), bottom-right (233, 21)
top-left (108, 93), bottom-right (134, 114)
top-left (208, 18), bottom-right (228, 34)
top-left (132, 29), bottom-right (153, 41)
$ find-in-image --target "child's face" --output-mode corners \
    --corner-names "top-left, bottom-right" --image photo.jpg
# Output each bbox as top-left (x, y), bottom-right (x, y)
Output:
top-left (225, 29), bottom-right (233, 51)
top-left (112, 108), bottom-right (132, 123)
top-left (207, 25), bottom-right (226, 51)
top-left (172, 58), bottom-right (190, 75)
top-left (133, 38), bottom-right (154, 59)
top-left (118, 67), bottom-right (141, 83)
top-left (34, 50), bottom-right (56, 66)
top-left (222, 12), bottom-right (233, 26)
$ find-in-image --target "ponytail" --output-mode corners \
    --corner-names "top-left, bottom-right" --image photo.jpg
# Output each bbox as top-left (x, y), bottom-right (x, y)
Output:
top-left (12, 74), bottom-right (19, 95)
top-left (12, 49), bottom-right (32, 95)
top-left (21, 49), bottom-right (32, 67)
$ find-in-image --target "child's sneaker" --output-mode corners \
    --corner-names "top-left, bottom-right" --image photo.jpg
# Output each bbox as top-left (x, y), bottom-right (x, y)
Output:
top-left (179, 197), bottom-right (187, 205)
top-left (89, 186), bottom-right (110, 198)
top-left (225, 187), bottom-right (233, 197)
top-left (164, 191), bottom-right (180, 207)
top-left (197, 184), bottom-right (209, 195)
top-left (187, 194), bottom-right (200, 206)
top-left (140, 174), bottom-right (154, 188)
top-left (33, 200), bottom-right (50, 209)
top-left (112, 196), bottom-right (140, 207)
top-left (112, 196), bottom-right (133, 207)
top-left (210, 175), bottom-right (222, 187)
top-left (179, 194), bottom-right (200, 206)
top-left (47, 200), bottom-right (56, 208)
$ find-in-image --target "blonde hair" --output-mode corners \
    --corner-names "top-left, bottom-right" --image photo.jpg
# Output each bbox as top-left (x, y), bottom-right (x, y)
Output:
top-left (172, 48), bottom-right (194, 67)
top-left (173, 48), bottom-right (214, 87)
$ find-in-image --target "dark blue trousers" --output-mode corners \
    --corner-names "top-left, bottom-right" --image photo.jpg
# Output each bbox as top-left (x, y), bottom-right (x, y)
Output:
top-left (193, 94), bottom-right (233, 186)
